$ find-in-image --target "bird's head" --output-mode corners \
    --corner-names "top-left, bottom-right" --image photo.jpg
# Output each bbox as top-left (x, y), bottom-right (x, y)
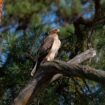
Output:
top-left (49, 28), bottom-right (60, 34)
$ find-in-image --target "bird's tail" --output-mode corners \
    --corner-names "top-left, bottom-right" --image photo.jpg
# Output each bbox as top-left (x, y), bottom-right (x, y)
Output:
top-left (31, 52), bottom-right (43, 76)
top-left (31, 61), bottom-right (38, 76)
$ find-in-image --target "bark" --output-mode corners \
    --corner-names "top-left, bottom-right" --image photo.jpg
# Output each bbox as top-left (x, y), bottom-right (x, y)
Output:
top-left (11, 48), bottom-right (102, 105)
top-left (68, 48), bottom-right (96, 64)
top-left (51, 48), bottom-right (96, 82)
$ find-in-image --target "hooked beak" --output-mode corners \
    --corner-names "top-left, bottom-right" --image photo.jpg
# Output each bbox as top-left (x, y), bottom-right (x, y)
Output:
top-left (57, 29), bottom-right (60, 32)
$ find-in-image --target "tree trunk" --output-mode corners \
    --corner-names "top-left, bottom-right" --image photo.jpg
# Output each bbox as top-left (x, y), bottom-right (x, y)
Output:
top-left (12, 48), bottom-right (105, 105)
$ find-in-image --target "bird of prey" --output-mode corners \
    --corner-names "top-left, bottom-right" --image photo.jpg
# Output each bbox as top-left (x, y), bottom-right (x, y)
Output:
top-left (31, 28), bottom-right (61, 76)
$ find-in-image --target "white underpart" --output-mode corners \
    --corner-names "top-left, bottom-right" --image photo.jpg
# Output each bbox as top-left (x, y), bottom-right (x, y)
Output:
top-left (46, 35), bottom-right (61, 61)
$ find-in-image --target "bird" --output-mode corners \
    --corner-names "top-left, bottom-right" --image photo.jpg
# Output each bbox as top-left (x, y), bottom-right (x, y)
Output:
top-left (31, 28), bottom-right (61, 76)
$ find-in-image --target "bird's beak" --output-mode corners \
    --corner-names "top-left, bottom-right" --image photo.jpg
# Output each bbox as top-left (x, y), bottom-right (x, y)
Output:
top-left (57, 29), bottom-right (60, 32)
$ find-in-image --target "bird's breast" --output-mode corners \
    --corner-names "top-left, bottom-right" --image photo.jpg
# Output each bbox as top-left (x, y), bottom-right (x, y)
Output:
top-left (51, 39), bottom-right (61, 51)
top-left (46, 38), bottom-right (61, 61)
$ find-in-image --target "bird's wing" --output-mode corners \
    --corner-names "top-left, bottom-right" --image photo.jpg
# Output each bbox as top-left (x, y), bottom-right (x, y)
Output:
top-left (31, 36), bottom-right (54, 76)
top-left (37, 36), bottom-right (54, 61)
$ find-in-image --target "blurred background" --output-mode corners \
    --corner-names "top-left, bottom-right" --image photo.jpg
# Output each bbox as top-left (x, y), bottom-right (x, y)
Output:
top-left (0, 0), bottom-right (105, 105)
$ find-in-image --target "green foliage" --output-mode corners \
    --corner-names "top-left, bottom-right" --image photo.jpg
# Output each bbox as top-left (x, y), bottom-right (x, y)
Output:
top-left (101, 0), bottom-right (105, 8)
top-left (1, 0), bottom-right (105, 105)
top-left (59, 0), bottom-right (82, 17)
top-left (91, 28), bottom-right (105, 69)
top-left (30, 14), bottom-right (41, 26)
top-left (39, 86), bottom-right (59, 105)
top-left (6, 0), bottom-right (47, 17)
top-left (60, 24), bottom-right (75, 38)
top-left (71, 0), bottom-right (83, 15)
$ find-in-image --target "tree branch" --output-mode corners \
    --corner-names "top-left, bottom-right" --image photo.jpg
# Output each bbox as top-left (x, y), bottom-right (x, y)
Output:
top-left (46, 60), bottom-right (105, 84)
top-left (51, 48), bottom-right (96, 82)
top-left (67, 48), bottom-right (96, 64)
top-left (11, 48), bottom-right (98, 105)
top-left (12, 60), bottom-right (105, 105)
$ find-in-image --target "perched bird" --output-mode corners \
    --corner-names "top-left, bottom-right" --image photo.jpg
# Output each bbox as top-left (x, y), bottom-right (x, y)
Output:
top-left (31, 28), bottom-right (61, 76)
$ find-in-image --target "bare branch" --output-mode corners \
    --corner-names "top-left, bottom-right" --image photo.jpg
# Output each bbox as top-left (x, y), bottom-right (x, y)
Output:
top-left (48, 60), bottom-right (105, 84)
top-left (12, 69), bottom-right (55, 105)
top-left (68, 48), bottom-right (96, 64)
top-left (11, 49), bottom-right (98, 105)
top-left (52, 48), bottom-right (96, 82)
top-left (12, 60), bottom-right (105, 105)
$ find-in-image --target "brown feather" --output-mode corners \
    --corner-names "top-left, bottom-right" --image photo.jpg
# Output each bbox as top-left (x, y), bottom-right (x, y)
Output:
top-left (31, 29), bottom-right (60, 76)
top-left (37, 36), bottom-right (54, 62)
